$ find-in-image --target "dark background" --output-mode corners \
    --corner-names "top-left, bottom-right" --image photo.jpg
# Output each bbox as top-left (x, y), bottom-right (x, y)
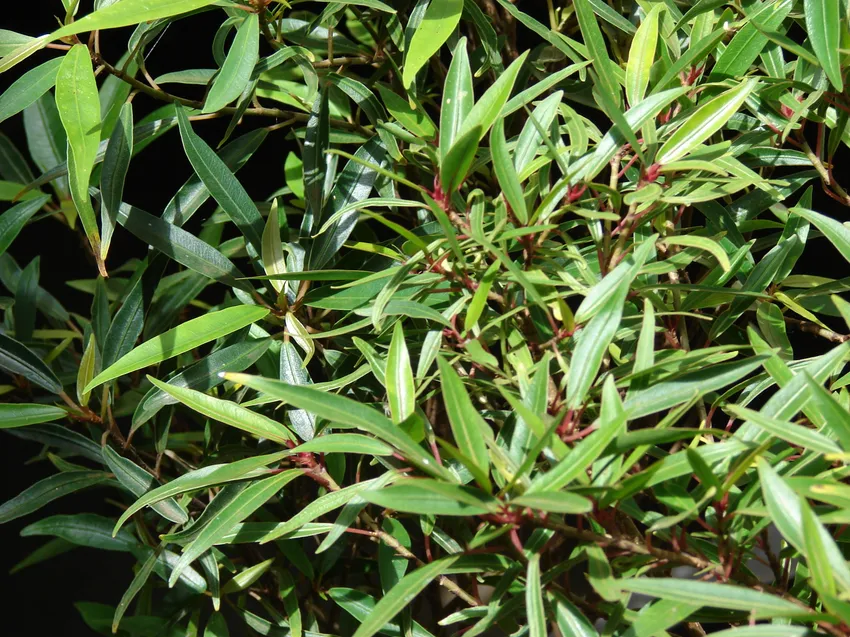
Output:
top-left (1, 1), bottom-right (848, 635)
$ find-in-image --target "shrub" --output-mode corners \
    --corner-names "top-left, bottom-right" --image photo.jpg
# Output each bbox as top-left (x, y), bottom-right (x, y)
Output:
top-left (2, 0), bottom-right (850, 635)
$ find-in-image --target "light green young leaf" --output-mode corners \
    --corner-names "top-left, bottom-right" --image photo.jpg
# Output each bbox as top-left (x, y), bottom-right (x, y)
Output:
top-left (617, 578), bottom-right (805, 618)
top-left (440, 37), bottom-right (473, 164)
top-left (85, 305), bottom-right (269, 392)
top-left (437, 357), bottom-right (491, 487)
top-left (0, 58), bottom-right (62, 126)
top-left (527, 554), bottom-right (546, 637)
top-left (262, 200), bottom-right (286, 294)
top-left (147, 376), bottom-right (294, 444)
top-left (574, 0), bottom-right (621, 107)
top-left (491, 118), bottom-right (527, 224)
top-left (725, 404), bottom-right (840, 455)
top-left (402, 0), bottom-right (463, 91)
top-left (387, 322), bottom-right (415, 424)
top-left (657, 80), bottom-right (756, 165)
top-left (55, 45), bottom-right (105, 276)
top-left (625, 5), bottom-right (661, 107)
top-left (204, 13), bottom-right (259, 113)
top-left (458, 51), bottom-right (529, 143)
top-left (76, 335), bottom-right (97, 407)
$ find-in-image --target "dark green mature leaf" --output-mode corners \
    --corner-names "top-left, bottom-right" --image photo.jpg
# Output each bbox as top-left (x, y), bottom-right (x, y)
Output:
top-left (169, 469), bottom-right (301, 586)
top-left (115, 202), bottom-right (252, 291)
top-left (0, 195), bottom-right (50, 258)
top-left (0, 471), bottom-right (110, 523)
top-left (22, 513), bottom-right (139, 552)
top-left (175, 105), bottom-right (264, 255)
top-left (0, 332), bottom-right (62, 394)
top-left (0, 403), bottom-right (66, 428)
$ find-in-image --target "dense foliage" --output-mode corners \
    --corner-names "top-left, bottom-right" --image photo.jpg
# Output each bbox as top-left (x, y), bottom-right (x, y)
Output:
top-left (3, 0), bottom-right (850, 635)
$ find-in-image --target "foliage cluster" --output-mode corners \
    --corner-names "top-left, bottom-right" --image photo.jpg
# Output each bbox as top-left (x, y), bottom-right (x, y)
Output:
top-left (2, 0), bottom-right (850, 635)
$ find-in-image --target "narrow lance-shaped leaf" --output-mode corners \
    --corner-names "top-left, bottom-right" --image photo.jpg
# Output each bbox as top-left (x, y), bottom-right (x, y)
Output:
top-left (0, 332), bottom-right (62, 394)
top-left (437, 357), bottom-right (492, 487)
top-left (0, 470), bottom-right (111, 524)
top-left (85, 305), bottom-right (269, 392)
top-left (223, 373), bottom-right (457, 482)
top-left (0, 403), bottom-right (67, 429)
top-left (574, 0), bottom-right (621, 107)
top-left (262, 199), bottom-right (286, 294)
top-left (402, 0), bottom-right (463, 91)
top-left (147, 376), bottom-right (295, 444)
top-left (0, 58), bottom-right (62, 126)
top-left (0, 195), bottom-right (50, 258)
top-left (204, 13), bottom-right (259, 113)
top-left (625, 5), bottom-right (661, 107)
top-left (174, 105), bottom-right (265, 255)
top-left (656, 80), bottom-right (757, 165)
top-left (386, 322), bottom-right (415, 424)
top-left (352, 556), bottom-right (461, 637)
top-left (805, 0), bottom-right (842, 90)
top-left (491, 118), bottom-right (527, 224)
top-left (168, 469), bottom-right (301, 587)
top-left (440, 37), bottom-right (473, 164)
top-left (527, 554), bottom-right (547, 637)
top-left (99, 101), bottom-right (133, 261)
top-left (55, 45), bottom-right (105, 276)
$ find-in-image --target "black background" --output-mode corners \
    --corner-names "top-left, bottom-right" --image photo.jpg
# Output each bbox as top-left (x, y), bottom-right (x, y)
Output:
top-left (1, 1), bottom-right (848, 635)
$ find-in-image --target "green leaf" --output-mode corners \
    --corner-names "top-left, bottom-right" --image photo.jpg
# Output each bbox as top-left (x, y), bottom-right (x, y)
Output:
top-left (511, 492), bottom-right (593, 514)
top-left (624, 355), bottom-right (769, 420)
top-left (792, 207), bottom-right (850, 265)
top-left (377, 84), bottom-right (436, 140)
top-left (514, 90), bottom-right (562, 175)
top-left (386, 322), bottom-right (415, 424)
top-left (6, 423), bottom-right (102, 464)
top-left (0, 58), bottom-right (61, 126)
top-left (439, 124), bottom-right (480, 193)
top-left (0, 470), bottom-right (110, 524)
top-left (262, 200), bottom-right (286, 294)
top-left (574, 0), bottom-right (621, 107)
top-left (116, 203), bottom-right (251, 291)
top-left (402, 0), bottom-right (463, 91)
top-left (113, 451), bottom-right (290, 534)
top-left (617, 578), bottom-right (805, 618)
top-left (221, 557), bottom-right (275, 594)
top-left (0, 195), bottom-right (51, 258)
top-left (491, 118), bottom-right (527, 224)
top-left (76, 334), bottom-right (97, 407)
top-left (102, 444), bottom-right (189, 524)
top-left (657, 80), bottom-right (757, 165)
top-left (330, 587), bottom-right (433, 637)
top-left (802, 501), bottom-right (835, 596)
top-left (22, 513), bottom-right (139, 552)
top-left (362, 479), bottom-right (500, 516)
top-left (725, 404), bottom-right (840, 455)
top-left (351, 556), bottom-right (462, 637)
top-left (710, 0), bottom-right (793, 80)
top-left (0, 403), bottom-right (66, 428)
top-left (175, 105), bottom-right (264, 255)
top-left (440, 38), bottom-right (473, 164)
top-left (0, 331), bottom-right (63, 394)
top-left (550, 592), bottom-right (598, 637)
top-left (458, 52), bottom-right (529, 143)
top-left (805, 0), bottom-right (842, 90)
top-left (625, 5), bottom-right (660, 107)
top-left (99, 101), bottom-right (133, 260)
top-left (147, 376), bottom-right (294, 444)
top-left (55, 45), bottom-right (105, 275)
top-left (85, 305), bottom-right (269, 392)
top-left (437, 357), bottom-right (491, 487)
top-left (113, 546), bottom-right (160, 634)
top-left (224, 373), bottom-right (456, 482)
top-left (204, 14), bottom-right (259, 113)
top-left (169, 470), bottom-right (301, 587)
top-left (530, 377), bottom-right (626, 493)
top-left (527, 554), bottom-right (546, 637)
